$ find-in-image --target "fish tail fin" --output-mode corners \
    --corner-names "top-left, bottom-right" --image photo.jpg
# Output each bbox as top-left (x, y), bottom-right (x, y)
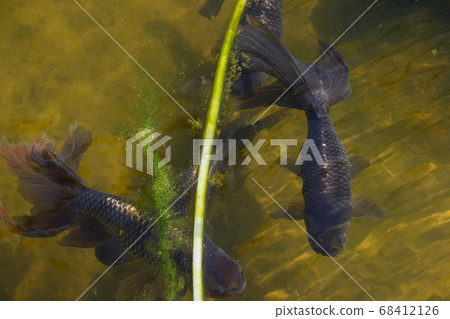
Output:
top-left (198, 0), bottom-right (226, 19)
top-left (238, 16), bottom-right (304, 98)
top-left (311, 38), bottom-right (352, 107)
top-left (236, 16), bottom-right (351, 111)
top-left (0, 124), bottom-right (92, 238)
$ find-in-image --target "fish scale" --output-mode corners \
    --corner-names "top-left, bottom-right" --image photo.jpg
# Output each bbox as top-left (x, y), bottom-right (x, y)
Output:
top-left (246, 0), bottom-right (283, 39)
top-left (301, 111), bottom-right (352, 220)
top-left (74, 188), bottom-right (163, 264)
top-left (74, 185), bottom-right (203, 275)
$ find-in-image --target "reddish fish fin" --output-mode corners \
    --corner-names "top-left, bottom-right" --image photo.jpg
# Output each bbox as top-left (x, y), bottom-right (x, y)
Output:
top-left (0, 125), bottom-right (90, 238)
top-left (0, 199), bottom-right (22, 233)
top-left (0, 136), bottom-right (48, 176)
top-left (59, 214), bottom-right (111, 248)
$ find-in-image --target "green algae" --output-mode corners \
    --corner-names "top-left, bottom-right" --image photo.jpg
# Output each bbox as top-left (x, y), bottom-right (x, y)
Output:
top-left (122, 74), bottom-right (186, 300)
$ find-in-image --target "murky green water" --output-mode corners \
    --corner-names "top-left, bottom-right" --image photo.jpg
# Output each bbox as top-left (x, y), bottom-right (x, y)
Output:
top-left (0, 0), bottom-right (448, 300)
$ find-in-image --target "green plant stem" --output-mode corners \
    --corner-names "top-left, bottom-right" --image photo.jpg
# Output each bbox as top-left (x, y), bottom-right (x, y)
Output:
top-left (192, 0), bottom-right (248, 301)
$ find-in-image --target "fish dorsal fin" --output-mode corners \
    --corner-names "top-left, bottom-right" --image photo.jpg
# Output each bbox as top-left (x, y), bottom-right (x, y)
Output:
top-left (310, 39), bottom-right (352, 108)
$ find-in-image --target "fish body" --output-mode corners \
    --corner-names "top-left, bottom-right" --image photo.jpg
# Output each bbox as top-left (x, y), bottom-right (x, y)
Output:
top-left (232, 0), bottom-right (283, 96)
top-left (244, 0), bottom-right (283, 39)
top-left (182, 0), bottom-right (283, 97)
top-left (236, 17), bottom-right (353, 256)
top-left (0, 125), bottom-right (245, 298)
top-left (199, 0), bottom-right (283, 37)
top-left (300, 106), bottom-right (352, 256)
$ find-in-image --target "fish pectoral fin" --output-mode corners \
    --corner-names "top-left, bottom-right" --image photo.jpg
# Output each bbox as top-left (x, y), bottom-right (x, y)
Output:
top-left (58, 214), bottom-right (111, 248)
top-left (117, 268), bottom-right (187, 301)
top-left (352, 196), bottom-right (386, 218)
top-left (94, 236), bottom-right (135, 266)
top-left (349, 154), bottom-right (370, 179)
top-left (268, 200), bottom-right (304, 220)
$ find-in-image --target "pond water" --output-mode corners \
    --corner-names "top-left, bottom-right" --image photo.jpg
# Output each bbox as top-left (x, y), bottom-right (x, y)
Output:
top-left (0, 0), bottom-right (448, 300)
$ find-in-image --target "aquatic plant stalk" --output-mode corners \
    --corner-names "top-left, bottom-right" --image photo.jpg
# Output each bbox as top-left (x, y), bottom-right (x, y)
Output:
top-left (192, 0), bottom-right (248, 301)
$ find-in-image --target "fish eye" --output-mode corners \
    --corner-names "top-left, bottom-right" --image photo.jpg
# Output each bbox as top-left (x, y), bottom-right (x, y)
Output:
top-left (340, 234), bottom-right (347, 244)
top-left (211, 284), bottom-right (224, 296)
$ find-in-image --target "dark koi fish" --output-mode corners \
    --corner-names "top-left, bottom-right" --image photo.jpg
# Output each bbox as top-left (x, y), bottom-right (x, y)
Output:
top-left (235, 16), bottom-right (384, 257)
top-left (0, 125), bottom-right (245, 299)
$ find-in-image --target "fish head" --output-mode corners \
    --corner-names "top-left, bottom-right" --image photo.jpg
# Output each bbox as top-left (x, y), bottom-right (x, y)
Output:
top-left (203, 239), bottom-right (246, 298)
top-left (306, 217), bottom-right (351, 257)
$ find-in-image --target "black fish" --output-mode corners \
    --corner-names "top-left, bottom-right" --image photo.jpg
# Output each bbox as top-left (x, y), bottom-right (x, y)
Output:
top-left (199, 0), bottom-right (282, 38)
top-left (0, 125), bottom-right (245, 299)
top-left (181, 0), bottom-right (283, 98)
top-left (235, 16), bottom-right (384, 257)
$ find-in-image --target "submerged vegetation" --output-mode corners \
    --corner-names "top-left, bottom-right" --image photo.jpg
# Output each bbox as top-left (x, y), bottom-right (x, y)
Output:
top-left (0, 0), bottom-right (448, 302)
top-left (192, 0), bottom-right (248, 301)
top-left (122, 0), bottom-right (249, 300)
top-left (121, 76), bottom-right (183, 300)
